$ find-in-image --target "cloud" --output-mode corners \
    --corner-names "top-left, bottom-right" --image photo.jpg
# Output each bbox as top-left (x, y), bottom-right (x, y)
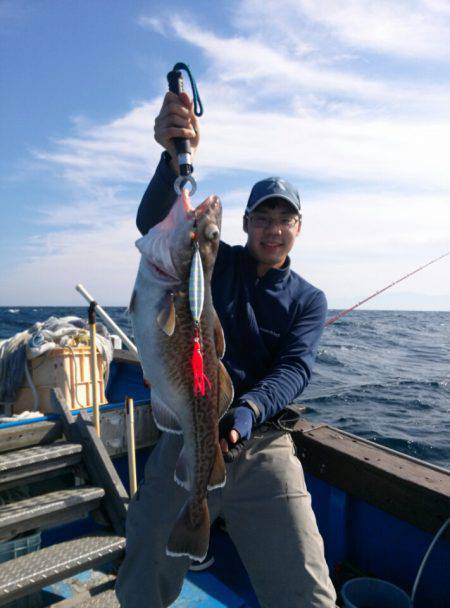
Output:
top-left (0, 203), bottom-right (244, 307)
top-left (136, 15), bottom-right (167, 35)
top-left (282, 191), bottom-right (450, 310)
top-left (37, 8), bottom-right (449, 194)
top-left (0, 214), bottom-right (141, 306)
top-left (295, 0), bottom-right (450, 60)
top-left (35, 188), bottom-right (137, 228)
top-left (5, 1), bottom-right (449, 309)
top-left (6, 183), bottom-right (447, 309)
top-left (34, 94), bottom-right (450, 192)
top-left (34, 103), bottom-right (161, 188)
top-left (236, 0), bottom-right (450, 61)
top-left (166, 14), bottom-right (450, 120)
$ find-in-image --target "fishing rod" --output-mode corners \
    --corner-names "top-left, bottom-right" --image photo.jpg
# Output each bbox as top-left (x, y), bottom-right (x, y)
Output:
top-left (326, 251), bottom-right (450, 327)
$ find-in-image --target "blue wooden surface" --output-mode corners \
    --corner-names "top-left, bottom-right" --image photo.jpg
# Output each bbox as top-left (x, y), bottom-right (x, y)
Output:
top-left (306, 473), bottom-right (450, 608)
top-left (42, 567), bottom-right (250, 607)
top-left (175, 575), bottom-right (248, 607)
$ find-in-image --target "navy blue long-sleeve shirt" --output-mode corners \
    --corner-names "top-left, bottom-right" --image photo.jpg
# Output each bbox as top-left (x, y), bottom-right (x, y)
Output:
top-left (136, 152), bottom-right (327, 424)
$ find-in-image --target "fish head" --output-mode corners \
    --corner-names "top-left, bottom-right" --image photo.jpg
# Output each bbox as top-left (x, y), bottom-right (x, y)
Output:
top-left (192, 194), bottom-right (222, 275)
top-left (135, 191), bottom-right (222, 286)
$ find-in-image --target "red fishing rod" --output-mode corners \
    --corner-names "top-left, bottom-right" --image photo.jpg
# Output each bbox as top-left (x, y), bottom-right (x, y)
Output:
top-left (326, 251), bottom-right (450, 327)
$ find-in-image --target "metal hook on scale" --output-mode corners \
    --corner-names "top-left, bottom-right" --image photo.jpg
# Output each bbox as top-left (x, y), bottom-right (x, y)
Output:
top-left (166, 63), bottom-right (203, 197)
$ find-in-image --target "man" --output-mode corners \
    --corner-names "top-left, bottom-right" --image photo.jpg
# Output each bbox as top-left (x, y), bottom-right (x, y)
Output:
top-left (115, 91), bottom-right (337, 607)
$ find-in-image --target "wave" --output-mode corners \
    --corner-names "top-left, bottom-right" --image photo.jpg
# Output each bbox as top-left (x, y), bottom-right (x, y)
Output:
top-left (0, 307), bottom-right (448, 468)
top-left (316, 349), bottom-right (345, 367)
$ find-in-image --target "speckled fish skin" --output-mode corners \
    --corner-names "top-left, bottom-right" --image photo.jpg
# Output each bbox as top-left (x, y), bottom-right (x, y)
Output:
top-left (129, 191), bottom-right (233, 561)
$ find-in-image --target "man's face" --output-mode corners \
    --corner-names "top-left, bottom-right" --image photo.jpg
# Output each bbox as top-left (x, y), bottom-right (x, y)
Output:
top-left (243, 198), bottom-right (301, 269)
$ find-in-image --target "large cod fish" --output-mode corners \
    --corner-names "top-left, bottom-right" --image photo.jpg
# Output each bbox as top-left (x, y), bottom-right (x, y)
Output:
top-left (129, 190), bottom-right (233, 561)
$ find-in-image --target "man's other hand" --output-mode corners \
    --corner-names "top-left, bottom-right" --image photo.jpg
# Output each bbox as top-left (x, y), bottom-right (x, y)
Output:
top-left (154, 91), bottom-right (200, 173)
top-left (220, 428), bottom-right (241, 456)
top-left (219, 407), bottom-right (254, 461)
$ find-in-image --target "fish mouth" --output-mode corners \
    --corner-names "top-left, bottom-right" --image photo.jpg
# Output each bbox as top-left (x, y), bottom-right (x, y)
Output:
top-left (194, 196), bottom-right (221, 219)
top-left (145, 258), bottom-right (179, 283)
top-left (181, 190), bottom-right (214, 217)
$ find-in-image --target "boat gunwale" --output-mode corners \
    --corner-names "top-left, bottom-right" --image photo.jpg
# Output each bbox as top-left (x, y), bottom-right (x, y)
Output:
top-left (292, 417), bottom-right (450, 540)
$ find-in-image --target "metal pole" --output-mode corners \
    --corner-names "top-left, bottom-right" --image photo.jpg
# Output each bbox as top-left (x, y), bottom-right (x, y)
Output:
top-left (125, 396), bottom-right (138, 497)
top-left (75, 283), bottom-right (138, 353)
top-left (88, 302), bottom-right (100, 437)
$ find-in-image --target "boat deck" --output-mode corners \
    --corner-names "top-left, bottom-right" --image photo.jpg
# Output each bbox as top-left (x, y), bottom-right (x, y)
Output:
top-left (0, 352), bottom-right (448, 607)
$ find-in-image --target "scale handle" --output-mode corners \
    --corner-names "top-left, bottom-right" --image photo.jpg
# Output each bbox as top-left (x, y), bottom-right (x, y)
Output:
top-left (167, 69), bottom-right (192, 176)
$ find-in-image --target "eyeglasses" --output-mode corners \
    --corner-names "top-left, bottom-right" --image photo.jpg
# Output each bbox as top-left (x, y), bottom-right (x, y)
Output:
top-left (247, 215), bottom-right (301, 230)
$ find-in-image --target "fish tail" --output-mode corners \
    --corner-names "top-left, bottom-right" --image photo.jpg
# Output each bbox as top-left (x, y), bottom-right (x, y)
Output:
top-left (166, 497), bottom-right (210, 562)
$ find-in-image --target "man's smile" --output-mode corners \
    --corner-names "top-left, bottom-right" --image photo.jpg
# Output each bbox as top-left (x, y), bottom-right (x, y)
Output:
top-left (260, 241), bottom-right (284, 250)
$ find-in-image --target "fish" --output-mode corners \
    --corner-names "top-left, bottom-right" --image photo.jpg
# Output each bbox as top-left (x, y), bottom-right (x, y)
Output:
top-left (129, 189), bottom-right (234, 561)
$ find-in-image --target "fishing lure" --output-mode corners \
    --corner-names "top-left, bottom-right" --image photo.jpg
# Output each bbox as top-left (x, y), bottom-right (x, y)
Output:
top-left (189, 234), bottom-right (211, 396)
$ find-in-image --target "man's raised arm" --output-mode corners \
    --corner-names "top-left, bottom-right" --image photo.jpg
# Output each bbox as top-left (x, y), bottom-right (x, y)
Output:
top-left (136, 90), bottom-right (200, 235)
top-left (136, 152), bottom-right (177, 235)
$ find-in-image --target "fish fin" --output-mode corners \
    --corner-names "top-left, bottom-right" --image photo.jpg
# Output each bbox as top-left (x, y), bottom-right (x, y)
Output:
top-left (156, 292), bottom-right (176, 336)
top-left (174, 445), bottom-right (191, 491)
top-left (207, 444), bottom-right (226, 490)
top-left (213, 310), bottom-right (225, 359)
top-left (151, 391), bottom-right (183, 434)
top-left (166, 498), bottom-right (210, 562)
top-left (217, 361), bottom-right (234, 419)
top-left (127, 289), bottom-right (137, 314)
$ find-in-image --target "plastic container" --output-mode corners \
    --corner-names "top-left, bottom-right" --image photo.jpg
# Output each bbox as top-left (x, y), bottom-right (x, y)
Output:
top-left (13, 347), bottom-right (106, 414)
top-left (0, 529), bottom-right (41, 562)
top-left (341, 577), bottom-right (411, 608)
top-left (0, 530), bottom-right (43, 608)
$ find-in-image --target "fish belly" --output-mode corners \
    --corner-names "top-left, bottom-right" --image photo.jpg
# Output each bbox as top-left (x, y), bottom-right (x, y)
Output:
top-left (130, 268), bottom-right (229, 561)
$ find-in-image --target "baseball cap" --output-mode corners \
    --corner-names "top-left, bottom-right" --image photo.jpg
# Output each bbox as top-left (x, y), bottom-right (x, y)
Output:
top-left (245, 177), bottom-right (301, 215)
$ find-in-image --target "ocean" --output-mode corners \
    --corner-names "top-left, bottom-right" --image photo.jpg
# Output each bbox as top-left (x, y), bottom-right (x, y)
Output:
top-left (1, 307), bottom-right (449, 470)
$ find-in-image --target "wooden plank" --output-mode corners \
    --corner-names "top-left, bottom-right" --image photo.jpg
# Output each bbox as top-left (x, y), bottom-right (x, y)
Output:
top-left (292, 419), bottom-right (450, 539)
top-left (50, 389), bottom-right (129, 536)
top-left (76, 410), bottom-right (129, 534)
top-left (0, 420), bottom-right (63, 453)
top-left (100, 401), bottom-right (160, 457)
top-left (0, 405), bottom-right (158, 460)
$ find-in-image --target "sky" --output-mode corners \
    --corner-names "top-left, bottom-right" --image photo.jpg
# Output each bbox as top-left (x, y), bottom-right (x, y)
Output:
top-left (1, 0), bottom-right (449, 309)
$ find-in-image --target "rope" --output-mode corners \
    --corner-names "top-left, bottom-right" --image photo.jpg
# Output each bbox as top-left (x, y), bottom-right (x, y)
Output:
top-left (173, 62), bottom-right (203, 116)
top-left (411, 517), bottom-right (450, 605)
top-left (23, 360), bottom-right (39, 411)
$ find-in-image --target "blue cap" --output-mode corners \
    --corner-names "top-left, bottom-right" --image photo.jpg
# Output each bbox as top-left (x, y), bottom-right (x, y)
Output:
top-left (245, 177), bottom-right (301, 215)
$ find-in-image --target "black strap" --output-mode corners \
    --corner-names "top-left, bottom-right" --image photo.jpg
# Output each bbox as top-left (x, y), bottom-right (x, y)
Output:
top-left (173, 62), bottom-right (204, 116)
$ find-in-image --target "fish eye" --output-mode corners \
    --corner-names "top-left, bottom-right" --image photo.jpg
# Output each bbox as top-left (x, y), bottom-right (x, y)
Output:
top-left (204, 223), bottom-right (219, 241)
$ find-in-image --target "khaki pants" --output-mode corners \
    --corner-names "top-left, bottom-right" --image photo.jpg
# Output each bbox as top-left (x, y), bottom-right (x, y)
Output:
top-left (115, 426), bottom-right (337, 608)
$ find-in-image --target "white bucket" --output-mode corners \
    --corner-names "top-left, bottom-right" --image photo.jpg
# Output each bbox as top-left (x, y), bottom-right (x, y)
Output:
top-left (341, 577), bottom-right (411, 608)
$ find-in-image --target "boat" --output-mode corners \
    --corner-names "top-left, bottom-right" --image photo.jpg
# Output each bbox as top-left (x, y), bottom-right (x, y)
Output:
top-left (0, 346), bottom-right (449, 608)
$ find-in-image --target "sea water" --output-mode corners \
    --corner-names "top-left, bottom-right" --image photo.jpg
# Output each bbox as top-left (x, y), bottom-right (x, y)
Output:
top-left (1, 307), bottom-right (448, 469)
